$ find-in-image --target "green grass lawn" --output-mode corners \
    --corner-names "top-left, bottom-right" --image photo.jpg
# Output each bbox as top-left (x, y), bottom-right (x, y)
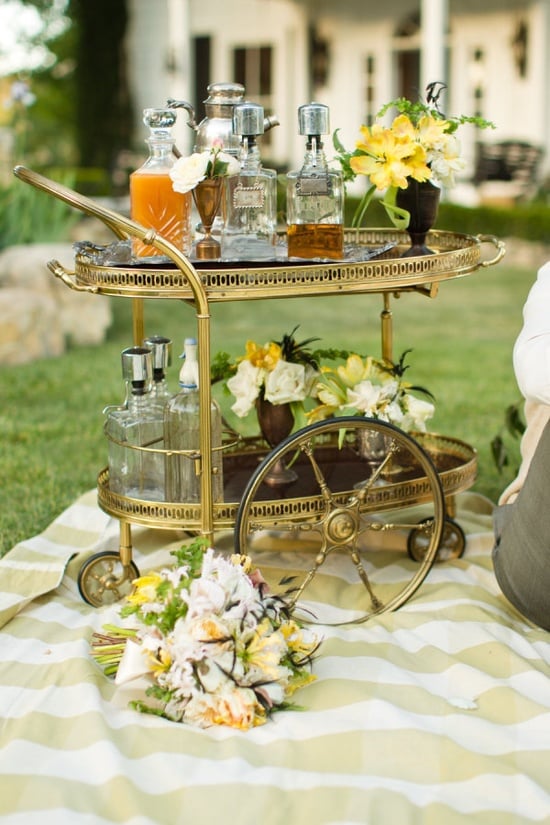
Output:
top-left (0, 256), bottom-right (535, 557)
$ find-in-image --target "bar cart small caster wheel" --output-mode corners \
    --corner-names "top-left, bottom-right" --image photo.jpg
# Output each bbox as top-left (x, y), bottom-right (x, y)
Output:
top-left (407, 516), bottom-right (466, 563)
top-left (77, 551), bottom-right (140, 607)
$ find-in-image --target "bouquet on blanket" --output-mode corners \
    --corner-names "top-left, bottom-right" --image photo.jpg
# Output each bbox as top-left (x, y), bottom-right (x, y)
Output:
top-left (91, 539), bottom-right (320, 730)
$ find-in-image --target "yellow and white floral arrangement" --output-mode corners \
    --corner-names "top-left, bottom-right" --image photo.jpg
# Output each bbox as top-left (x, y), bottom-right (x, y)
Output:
top-left (334, 82), bottom-right (495, 227)
top-left (91, 539), bottom-right (319, 731)
top-left (309, 349), bottom-right (435, 432)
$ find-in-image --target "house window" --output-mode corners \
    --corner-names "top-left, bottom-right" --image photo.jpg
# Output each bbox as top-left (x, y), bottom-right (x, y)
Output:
top-left (233, 46), bottom-right (273, 144)
top-left (363, 54), bottom-right (376, 125)
top-left (471, 48), bottom-right (485, 120)
top-left (393, 12), bottom-right (420, 103)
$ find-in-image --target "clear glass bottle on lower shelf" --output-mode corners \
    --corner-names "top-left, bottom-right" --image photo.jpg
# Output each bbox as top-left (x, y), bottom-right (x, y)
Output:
top-left (164, 337), bottom-right (224, 503)
top-left (143, 334), bottom-right (173, 412)
top-left (105, 346), bottom-right (165, 501)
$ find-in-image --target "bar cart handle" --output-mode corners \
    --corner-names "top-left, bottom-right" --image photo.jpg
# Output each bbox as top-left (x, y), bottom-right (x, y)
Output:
top-left (47, 259), bottom-right (98, 293)
top-left (476, 234), bottom-right (506, 268)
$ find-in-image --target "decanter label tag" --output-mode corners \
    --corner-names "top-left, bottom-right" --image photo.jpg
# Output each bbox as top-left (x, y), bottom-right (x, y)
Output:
top-left (297, 176), bottom-right (331, 196)
top-left (233, 184), bottom-right (265, 209)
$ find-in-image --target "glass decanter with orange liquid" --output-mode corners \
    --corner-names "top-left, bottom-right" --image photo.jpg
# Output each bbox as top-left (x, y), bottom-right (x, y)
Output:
top-left (130, 108), bottom-right (192, 258)
top-left (286, 103), bottom-right (344, 261)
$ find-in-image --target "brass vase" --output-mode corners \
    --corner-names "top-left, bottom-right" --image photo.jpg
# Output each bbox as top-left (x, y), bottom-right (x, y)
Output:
top-left (395, 179), bottom-right (441, 257)
top-left (192, 178), bottom-right (224, 259)
top-left (255, 397), bottom-right (298, 487)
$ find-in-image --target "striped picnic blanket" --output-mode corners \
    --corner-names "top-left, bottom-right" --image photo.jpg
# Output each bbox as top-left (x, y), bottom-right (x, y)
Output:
top-left (0, 490), bottom-right (549, 825)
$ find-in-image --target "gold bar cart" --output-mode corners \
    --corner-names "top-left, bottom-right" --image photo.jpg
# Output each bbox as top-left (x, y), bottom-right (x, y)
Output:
top-left (14, 165), bottom-right (504, 623)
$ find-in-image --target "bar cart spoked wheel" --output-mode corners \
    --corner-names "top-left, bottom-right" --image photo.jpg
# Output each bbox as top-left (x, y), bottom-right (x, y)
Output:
top-left (234, 415), bottom-right (446, 624)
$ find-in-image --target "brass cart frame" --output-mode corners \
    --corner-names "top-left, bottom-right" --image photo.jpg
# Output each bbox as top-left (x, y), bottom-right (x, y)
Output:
top-left (14, 165), bottom-right (504, 619)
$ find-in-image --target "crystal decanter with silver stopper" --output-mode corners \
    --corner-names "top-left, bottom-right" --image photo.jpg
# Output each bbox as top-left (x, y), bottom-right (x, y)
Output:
top-left (286, 102), bottom-right (344, 260)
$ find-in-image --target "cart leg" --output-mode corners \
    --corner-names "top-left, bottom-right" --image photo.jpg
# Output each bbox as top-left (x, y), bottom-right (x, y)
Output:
top-left (445, 495), bottom-right (457, 519)
top-left (381, 293), bottom-right (393, 362)
top-left (132, 297), bottom-right (145, 344)
top-left (119, 521), bottom-right (133, 567)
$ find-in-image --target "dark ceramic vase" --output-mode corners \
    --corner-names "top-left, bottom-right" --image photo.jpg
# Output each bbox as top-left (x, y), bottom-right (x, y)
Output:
top-left (255, 397), bottom-right (298, 486)
top-left (395, 179), bottom-right (441, 257)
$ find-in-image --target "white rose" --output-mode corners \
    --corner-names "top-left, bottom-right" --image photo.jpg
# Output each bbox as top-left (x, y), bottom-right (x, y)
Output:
top-left (169, 152), bottom-right (211, 193)
top-left (227, 360), bottom-right (263, 417)
top-left (264, 360), bottom-right (308, 405)
top-left (217, 151), bottom-right (241, 176)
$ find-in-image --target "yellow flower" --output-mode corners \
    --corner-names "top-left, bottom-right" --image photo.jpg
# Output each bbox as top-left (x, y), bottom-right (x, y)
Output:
top-left (280, 619), bottom-right (318, 659)
top-left (126, 572), bottom-right (163, 606)
top-left (208, 690), bottom-right (266, 730)
top-left (286, 669), bottom-right (317, 697)
top-left (336, 353), bottom-right (369, 387)
top-left (306, 401), bottom-right (338, 423)
top-left (246, 618), bottom-right (286, 679)
top-left (390, 113), bottom-right (417, 142)
top-left (230, 553), bottom-right (252, 573)
top-left (351, 120), bottom-right (430, 190)
top-left (193, 616), bottom-right (230, 642)
top-left (416, 114), bottom-right (450, 150)
top-left (146, 645), bottom-right (172, 676)
top-left (244, 340), bottom-right (281, 370)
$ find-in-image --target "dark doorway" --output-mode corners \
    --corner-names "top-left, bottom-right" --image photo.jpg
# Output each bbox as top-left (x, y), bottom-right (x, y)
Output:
top-left (396, 49), bottom-right (421, 101)
top-left (193, 36), bottom-right (211, 121)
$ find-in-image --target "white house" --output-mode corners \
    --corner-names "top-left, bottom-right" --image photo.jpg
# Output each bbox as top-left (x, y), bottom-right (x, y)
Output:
top-left (126, 0), bottom-right (550, 195)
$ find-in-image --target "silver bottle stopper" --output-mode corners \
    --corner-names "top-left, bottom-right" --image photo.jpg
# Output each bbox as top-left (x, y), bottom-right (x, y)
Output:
top-left (298, 103), bottom-right (330, 137)
top-left (121, 346), bottom-right (153, 385)
top-left (233, 102), bottom-right (265, 137)
top-left (143, 108), bottom-right (177, 138)
top-left (143, 336), bottom-right (172, 371)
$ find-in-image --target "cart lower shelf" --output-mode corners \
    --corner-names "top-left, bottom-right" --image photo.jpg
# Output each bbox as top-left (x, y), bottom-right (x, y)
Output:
top-left (97, 428), bottom-right (476, 528)
top-left (82, 423), bottom-right (477, 621)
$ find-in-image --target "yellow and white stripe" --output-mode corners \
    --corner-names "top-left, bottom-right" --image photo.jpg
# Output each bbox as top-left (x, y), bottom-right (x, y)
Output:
top-left (0, 491), bottom-right (549, 825)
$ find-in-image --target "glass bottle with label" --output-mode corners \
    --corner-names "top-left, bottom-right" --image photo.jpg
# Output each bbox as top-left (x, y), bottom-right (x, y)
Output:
top-left (143, 335), bottom-right (173, 412)
top-left (130, 108), bottom-right (192, 258)
top-left (105, 347), bottom-right (165, 501)
top-left (221, 102), bottom-right (277, 261)
top-left (164, 337), bottom-right (224, 503)
top-left (286, 103), bottom-right (344, 260)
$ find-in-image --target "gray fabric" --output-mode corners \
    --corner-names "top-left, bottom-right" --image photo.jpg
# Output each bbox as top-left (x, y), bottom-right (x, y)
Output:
top-left (492, 418), bottom-right (550, 630)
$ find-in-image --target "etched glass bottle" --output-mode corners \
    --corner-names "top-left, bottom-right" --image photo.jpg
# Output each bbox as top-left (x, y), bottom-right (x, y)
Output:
top-left (105, 347), bottom-right (165, 501)
top-left (143, 335), bottom-right (173, 412)
top-left (221, 102), bottom-right (277, 261)
top-left (164, 337), bottom-right (224, 503)
top-left (286, 103), bottom-right (344, 260)
top-left (130, 108), bottom-right (192, 258)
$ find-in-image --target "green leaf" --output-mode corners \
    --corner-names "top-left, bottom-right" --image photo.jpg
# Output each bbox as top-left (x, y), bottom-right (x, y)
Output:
top-left (505, 402), bottom-right (526, 438)
top-left (380, 187), bottom-right (410, 230)
top-left (491, 434), bottom-right (509, 474)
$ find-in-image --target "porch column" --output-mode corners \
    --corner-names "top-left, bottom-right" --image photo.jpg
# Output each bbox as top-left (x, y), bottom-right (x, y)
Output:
top-left (167, 0), bottom-right (192, 153)
top-left (420, 0), bottom-right (448, 99)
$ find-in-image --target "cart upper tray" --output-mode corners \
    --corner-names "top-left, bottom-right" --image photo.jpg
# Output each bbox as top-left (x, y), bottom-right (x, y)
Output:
top-left (72, 229), bottom-right (504, 301)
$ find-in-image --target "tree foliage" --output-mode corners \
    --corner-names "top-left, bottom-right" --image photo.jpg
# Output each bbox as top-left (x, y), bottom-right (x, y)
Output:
top-left (68, 0), bottom-right (133, 174)
top-left (12, 0), bottom-right (132, 190)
